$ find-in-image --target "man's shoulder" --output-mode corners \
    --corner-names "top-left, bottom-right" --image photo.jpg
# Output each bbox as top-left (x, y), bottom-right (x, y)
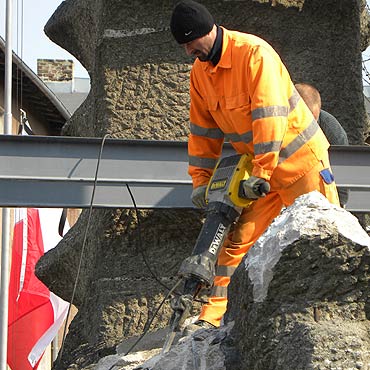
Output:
top-left (223, 27), bottom-right (268, 48)
top-left (319, 109), bottom-right (349, 145)
top-left (319, 109), bottom-right (336, 120)
top-left (319, 109), bottom-right (341, 127)
top-left (223, 27), bottom-right (281, 63)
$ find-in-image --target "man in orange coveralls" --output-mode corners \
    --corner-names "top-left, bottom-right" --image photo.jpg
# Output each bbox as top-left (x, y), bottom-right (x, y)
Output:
top-left (170, 0), bottom-right (340, 331)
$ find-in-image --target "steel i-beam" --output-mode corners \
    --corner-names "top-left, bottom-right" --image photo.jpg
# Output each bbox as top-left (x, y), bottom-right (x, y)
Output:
top-left (0, 135), bottom-right (368, 212)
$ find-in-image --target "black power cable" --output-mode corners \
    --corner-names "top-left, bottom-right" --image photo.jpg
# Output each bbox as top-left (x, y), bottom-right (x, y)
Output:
top-left (106, 278), bottom-right (183, 370)
top-left (119, 184), bottom-right (212, 360)
top-left (125, 183), bottom-right (180, 292)
top-left (123, 278), bottom-right (182, 357)
top-left (58, 133), bottom-right (111, 364)
top-left (125, 184), bottom-right (207, 305)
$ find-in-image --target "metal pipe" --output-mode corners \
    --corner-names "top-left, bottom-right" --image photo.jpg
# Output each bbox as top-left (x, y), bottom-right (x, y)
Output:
top-left (3, 4), bottom-right (12, 133)
top-left (0, 0), bottom-right (13, 368)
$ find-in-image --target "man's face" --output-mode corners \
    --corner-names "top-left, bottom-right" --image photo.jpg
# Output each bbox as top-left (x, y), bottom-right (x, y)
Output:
top-left (182, 32), bottom-right (214, 61)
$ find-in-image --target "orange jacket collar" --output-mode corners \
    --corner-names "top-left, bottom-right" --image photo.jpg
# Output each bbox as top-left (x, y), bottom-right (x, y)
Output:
top-left (201, 26), bottom-right (232, 72)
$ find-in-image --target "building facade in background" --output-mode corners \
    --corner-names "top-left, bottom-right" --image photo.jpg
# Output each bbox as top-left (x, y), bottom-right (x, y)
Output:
top-left (37, 59), bottom-right (90, 115)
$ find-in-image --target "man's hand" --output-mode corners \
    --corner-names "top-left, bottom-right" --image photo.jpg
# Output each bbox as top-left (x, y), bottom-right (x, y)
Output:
top-left (191, 185), bottom-right (208, 208)
top-left (241, 176), bottom-right (270, 200)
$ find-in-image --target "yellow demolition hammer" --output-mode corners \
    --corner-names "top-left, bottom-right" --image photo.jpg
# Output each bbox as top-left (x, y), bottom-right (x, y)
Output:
top-left (162, 154), bottom-right (270, 353)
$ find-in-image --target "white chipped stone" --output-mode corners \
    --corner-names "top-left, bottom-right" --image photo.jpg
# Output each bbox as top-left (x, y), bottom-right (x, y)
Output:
top-left (245, 191), bottom-right (370, 302)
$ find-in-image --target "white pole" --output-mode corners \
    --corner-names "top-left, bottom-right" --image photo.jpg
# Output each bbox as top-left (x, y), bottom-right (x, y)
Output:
top-left (0, 0), bottom-right (13, 368)
top-left (3, 0), bottom-right (12, 134)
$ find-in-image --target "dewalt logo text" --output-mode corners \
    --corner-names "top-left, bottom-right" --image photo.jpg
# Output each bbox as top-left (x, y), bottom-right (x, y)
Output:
top-left (208, 223), bottom-right (226, 255)
top-left (210, 179), bottom-right (227, 191)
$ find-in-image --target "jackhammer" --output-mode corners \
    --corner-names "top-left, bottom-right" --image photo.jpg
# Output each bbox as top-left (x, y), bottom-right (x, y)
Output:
top-left (162, 154), bottom-right (270, 353)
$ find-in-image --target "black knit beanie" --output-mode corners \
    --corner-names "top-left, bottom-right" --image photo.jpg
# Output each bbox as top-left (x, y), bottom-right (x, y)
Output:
top-left (170, 1), bottom-right (215, 44)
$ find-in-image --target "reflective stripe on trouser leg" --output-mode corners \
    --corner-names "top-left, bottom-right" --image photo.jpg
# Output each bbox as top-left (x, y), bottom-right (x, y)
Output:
top-left (209, 265), bottom-right (237, 298)
top-left (198, 192), bottom-right (284, 327)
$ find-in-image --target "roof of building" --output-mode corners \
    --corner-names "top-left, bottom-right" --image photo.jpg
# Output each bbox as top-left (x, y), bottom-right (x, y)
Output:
top-left (0, 36), bottom-right (71, 135)
top-left (42, 76), bottom-right (90, 115)
top-left (53, 91), bottom-right (88, 114)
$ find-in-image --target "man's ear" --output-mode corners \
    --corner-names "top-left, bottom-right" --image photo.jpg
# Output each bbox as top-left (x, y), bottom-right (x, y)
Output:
top-left (313, 105), bottom-right (321, 121)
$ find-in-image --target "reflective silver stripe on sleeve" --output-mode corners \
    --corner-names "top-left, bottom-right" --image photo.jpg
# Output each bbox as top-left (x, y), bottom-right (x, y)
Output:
top-left (254, 141), bottom-right (282, 155)
top-left (190, 122), bottom-right (224, 139)
top-left (216, 265), bottom-right (237, 277)
top-left (289, 89), bottom-right (301, 112)
top-left (225, 131), bottom-right (253, 144)
top-left (278, 119), bottom-right (319, 163)
top-left (189, 155), bottom-right (218, 169)
top-left (252, 106), bottom-right (289, 121)
top-left (210, 285), bottom-right (228, 298)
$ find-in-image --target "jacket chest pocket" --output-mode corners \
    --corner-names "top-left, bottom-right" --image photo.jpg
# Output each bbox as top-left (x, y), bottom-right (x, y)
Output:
top-left (225, 92), bottom-right (251, 110)
top-left (206, 93), bottom-right (251, 111)
top-left (205, 93), bottom-right (252, 134)
top-left (224, 93), bottom-right (252, 127)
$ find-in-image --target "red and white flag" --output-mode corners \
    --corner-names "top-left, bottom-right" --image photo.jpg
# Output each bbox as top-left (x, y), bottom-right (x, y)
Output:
top-left (7, 208), bottom-right (69, 370)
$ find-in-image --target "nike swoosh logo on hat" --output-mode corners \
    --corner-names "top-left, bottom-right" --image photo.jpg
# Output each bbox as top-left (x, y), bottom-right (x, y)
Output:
top-left (185, 31), bottom-right (192, 36)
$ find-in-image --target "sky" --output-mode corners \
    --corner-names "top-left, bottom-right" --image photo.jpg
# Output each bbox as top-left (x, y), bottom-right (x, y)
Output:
top-left (0, 0), bottom-right (89, 78)
top-left (0, 0), bottom-right (370, 83)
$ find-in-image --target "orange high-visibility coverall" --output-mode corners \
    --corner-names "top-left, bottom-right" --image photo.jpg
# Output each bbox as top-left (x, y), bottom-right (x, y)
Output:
top-left (188, 27), bottom-right (340, 327)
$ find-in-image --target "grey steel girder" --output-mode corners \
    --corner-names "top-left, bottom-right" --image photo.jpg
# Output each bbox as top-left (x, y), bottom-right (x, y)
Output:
top-left (0, 135), bottom-right (369, 212)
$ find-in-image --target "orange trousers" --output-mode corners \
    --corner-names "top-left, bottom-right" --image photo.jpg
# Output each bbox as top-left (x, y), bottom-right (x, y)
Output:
top-left (198, 158), bottom-right (340, 327)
